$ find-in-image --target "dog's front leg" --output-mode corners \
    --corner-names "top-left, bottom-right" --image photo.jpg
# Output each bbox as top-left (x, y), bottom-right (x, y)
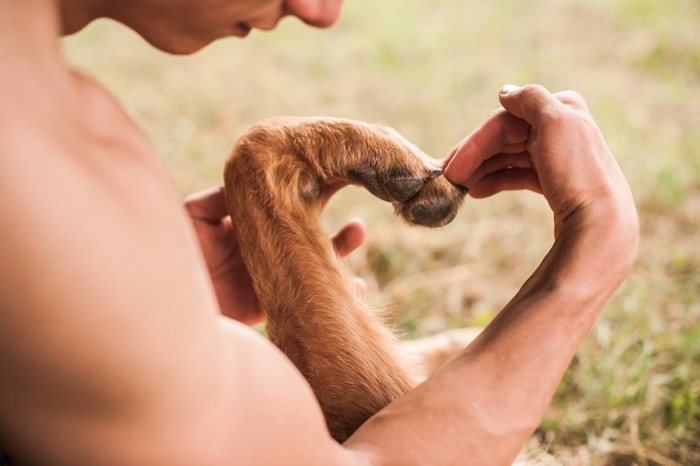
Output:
top-left (223, 117), bottom-right (465, 442)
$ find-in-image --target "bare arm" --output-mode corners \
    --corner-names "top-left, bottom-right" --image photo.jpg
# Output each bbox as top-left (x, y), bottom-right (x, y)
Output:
top-left (346, 214), bottom-right (636, 465)
top-left (0, 12), bottom-right (635, 460)
top-left (344, 85), bottom-right (639, 464)
top-left (0, 57), bottom-right (349, 463)
top-left (3, 0), bottom-right (635, 462)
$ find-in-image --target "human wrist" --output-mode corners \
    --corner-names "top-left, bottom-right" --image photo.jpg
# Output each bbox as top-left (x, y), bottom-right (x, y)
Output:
top-left (539, 213), bottom-right (637, 311)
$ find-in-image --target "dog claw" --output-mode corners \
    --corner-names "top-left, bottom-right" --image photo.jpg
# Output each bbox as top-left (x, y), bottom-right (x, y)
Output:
top-left (428, 168), bottom-right (443, 180)
top-left (350, 165), bottom-right (459, 210)
top-left (385, 178), bottom-right (425, 202)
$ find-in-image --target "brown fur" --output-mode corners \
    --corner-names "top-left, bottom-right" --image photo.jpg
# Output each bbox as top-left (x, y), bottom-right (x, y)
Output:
top-left (223, 117), bottom-right (466, 442)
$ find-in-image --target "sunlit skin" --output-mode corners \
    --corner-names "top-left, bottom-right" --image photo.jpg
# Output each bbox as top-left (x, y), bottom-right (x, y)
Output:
top-left (0, 1), bottom-right (638, 465)
top-left (60, 0), bottom-right (345, 53)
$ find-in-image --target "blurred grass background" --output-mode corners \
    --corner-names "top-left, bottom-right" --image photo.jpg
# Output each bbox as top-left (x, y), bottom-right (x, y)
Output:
top-left (62, 0), bottom-right (699, 463)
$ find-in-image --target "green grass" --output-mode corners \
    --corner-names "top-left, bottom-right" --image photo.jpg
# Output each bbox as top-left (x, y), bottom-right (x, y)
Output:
top-left (63, 0), bottom-right (700, 463)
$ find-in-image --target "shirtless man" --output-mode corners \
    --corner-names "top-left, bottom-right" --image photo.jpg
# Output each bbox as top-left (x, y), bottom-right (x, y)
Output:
top-left (0, 1), bottom-right (639, 465)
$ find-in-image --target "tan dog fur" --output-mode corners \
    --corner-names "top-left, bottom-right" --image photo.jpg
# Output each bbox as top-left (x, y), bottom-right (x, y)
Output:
top-left (223, 117), bottom-right (467, 442)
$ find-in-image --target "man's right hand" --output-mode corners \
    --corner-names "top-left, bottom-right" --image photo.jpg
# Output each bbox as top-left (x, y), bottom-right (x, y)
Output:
top-left (341, 87), bottom-right (640, 466)
top-left (444, 84), bottom-right (638, 250)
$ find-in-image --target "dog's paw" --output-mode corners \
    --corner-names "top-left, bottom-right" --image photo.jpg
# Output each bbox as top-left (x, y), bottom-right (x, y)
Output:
top-left (347, 129), bottom-right (467, 227)
top-left (400, 177), bottom-right (468, 227)
top-left (348, 166), bottom-right (442, 203)
top-left (349, 165), bottom-right (465, 227)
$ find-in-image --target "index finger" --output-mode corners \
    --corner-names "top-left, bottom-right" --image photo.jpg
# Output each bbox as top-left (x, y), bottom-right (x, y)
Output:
top-left (444, 110), bottom-right (530, 185)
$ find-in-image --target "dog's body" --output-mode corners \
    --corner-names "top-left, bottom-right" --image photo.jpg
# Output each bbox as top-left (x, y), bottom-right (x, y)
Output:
top-left (223, 117), bottom-right (466, 442)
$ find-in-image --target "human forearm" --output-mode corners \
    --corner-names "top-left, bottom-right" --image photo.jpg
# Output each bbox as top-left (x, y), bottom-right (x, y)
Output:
top-left (345, 210), bottom-right (638, 465)
top-left (455, 208), bottom-right (638, 438)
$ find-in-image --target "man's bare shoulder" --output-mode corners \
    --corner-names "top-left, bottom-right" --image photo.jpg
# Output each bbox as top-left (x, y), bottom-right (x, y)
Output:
top-left (0, 66), bottom-right (210, 360)
top-left (0, 66), bottom-right (215, 461)
top-left (0, 69), bottom-right (371, 466)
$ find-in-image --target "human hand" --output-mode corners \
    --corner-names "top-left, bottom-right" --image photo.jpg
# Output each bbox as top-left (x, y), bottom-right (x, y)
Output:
top-left (185, 186), bottom-right (366, 325)
top-left (444, 84), bottom-right (638, 245)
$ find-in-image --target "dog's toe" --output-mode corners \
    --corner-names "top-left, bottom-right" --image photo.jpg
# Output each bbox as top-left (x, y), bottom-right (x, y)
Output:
top-left (385, 178), bottom-right (424, 202)
top-left (349, 167), bottom-right (392, 201)
top-left (406, 198), bottom-right (456, 227)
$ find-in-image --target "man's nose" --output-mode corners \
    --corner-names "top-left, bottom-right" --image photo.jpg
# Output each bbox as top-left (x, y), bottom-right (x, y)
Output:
top-left (284, 0), bottom-right (345, 28)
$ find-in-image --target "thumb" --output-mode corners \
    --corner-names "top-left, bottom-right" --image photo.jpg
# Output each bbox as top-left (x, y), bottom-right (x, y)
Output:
top-left (185, 185), bottom-right (229, 223)
top-left (498, 84), bottom-right (564, 126)
top-left (331, 218), bottom-right (366, 257)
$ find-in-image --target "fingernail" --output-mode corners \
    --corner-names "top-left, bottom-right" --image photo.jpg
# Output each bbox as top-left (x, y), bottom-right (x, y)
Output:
top-left (500, 84), bottom-right (520, 95)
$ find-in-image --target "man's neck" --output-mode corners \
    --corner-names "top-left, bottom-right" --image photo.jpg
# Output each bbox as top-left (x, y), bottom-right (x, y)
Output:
top-left (0, 0), bottom-right (105, 61)
top-left (0, 1), bottom-right (77, 127)
top-left (0, 1), bottom-right (62, 64)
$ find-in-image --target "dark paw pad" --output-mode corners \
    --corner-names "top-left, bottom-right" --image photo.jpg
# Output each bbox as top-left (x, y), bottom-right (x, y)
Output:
top-left (349, 167), bottom-right (392, 201)
top-left (385, 178), bottom-right (425, 202)
top-left (407, 198), bottom-right (456, 226)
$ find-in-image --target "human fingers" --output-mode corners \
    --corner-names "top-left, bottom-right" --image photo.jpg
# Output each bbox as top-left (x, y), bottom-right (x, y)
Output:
top-left (554, 90), bottom-right (590, 113)
top-left (498, 84), bottom-right (570, 126)
top-left (331, 217), bottom-right (366, 257)
top-left (330, 219), bottom-right (368, 298)
top-left (352, 277), bottom-right (367, 299)
top-left (463, 152), bottom-right (534, 189)
top-left (444, 111), bottom-right (530, 186)
top-left (184, 185), bottom-right (229, 224)
top-left (498, 85), bottom-right (638, 241)
top-left (468, 168), bottom-right (542, 199)
top-left (318, 181), bottom-right (349, 208)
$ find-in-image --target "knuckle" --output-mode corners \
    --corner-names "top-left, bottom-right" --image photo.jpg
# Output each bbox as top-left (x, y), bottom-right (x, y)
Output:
top-left (556, 90), bottom-right (588, 110)
top-left (487, 107), bottom-right (506, 119)
top-left (536, 106), bottom-right (566, 125)
top-left (517, 84), bottom-right (563, 124)
top-left (556, 114), bottom-right (586, 133)
top-left (499, 114), bottom-right (530, 146)
top-left (520, 84), bottom-right (548, 98)
top-left (385, 178), bottom-right (424, 202)
top-left (559, 89), bottom-right (584, 102)
top-left (184, 199), bottom-right (200, 215)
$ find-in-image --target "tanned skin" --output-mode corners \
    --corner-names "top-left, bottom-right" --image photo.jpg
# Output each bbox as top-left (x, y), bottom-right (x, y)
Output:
top-left (0, 1), bottom-right (638, 465)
